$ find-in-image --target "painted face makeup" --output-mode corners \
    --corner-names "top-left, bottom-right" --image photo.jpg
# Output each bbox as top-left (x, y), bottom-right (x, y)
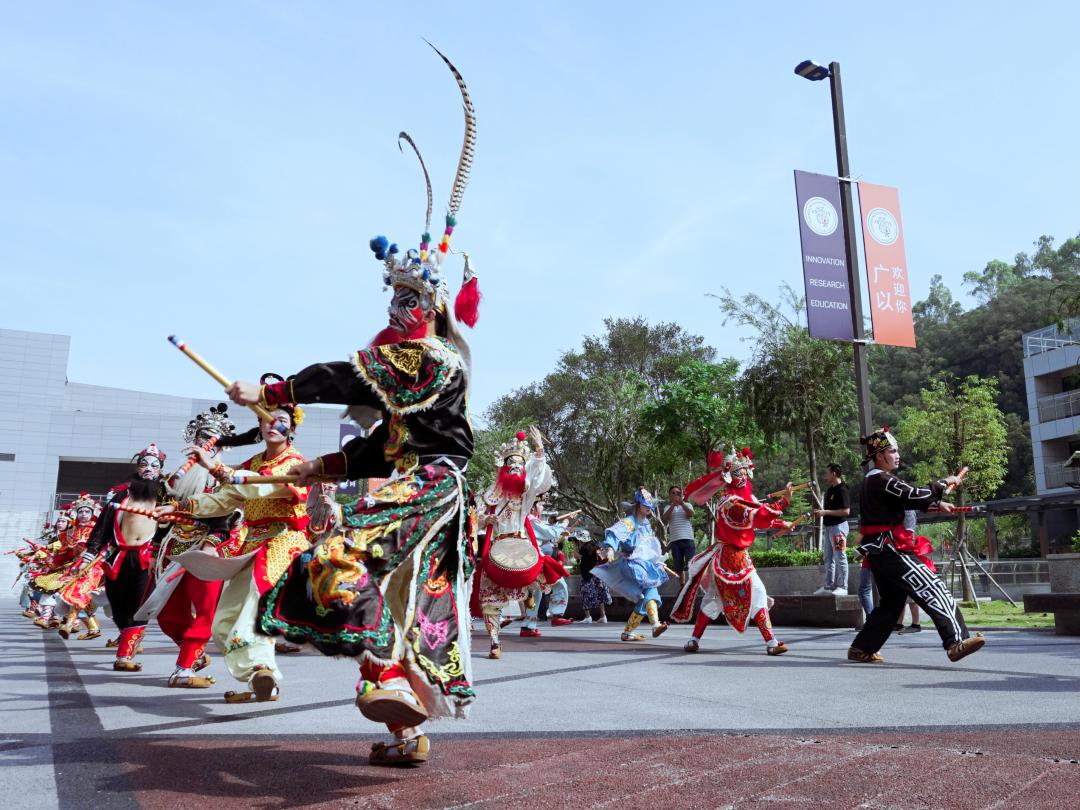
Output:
top-left (136, 456), bottom-right (163, 480)
top-left (504, 455), bottom-right (525, 476)
top-left (388, 287), bottom-right (427, 336)
top-left (261, 411), bottom-right (292, 443)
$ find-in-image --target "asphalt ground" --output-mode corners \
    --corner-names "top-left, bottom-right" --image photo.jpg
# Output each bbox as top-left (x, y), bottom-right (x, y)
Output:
top-left (3, 588), bottom-right (1080, 809)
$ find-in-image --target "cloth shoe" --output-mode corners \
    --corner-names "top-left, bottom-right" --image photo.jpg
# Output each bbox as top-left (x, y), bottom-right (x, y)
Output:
top-left (831, 588), bottom-right (849, 596)
top-left (847, 646), bottom-right (884, 664)
top-left (947, 634), bottom-right (985, 662)
top-left (812, 587), bottom-right (832, 595)
top-left (551, 617), bottom-right (574, 626)
top-left (369, 733), bottom-right (429, 767)
top-left (683, 638), bottom-right (700, 653)
top-left (897, 624), bottom-right (922, 634)
top-left (519, 627), bottom-right (542, 638)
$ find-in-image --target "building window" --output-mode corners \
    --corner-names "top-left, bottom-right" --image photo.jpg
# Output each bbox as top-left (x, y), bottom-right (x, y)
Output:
top-left (0, 453), bottom-right (14, 462)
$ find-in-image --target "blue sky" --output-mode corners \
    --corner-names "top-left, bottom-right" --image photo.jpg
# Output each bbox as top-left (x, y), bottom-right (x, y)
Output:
top-left (3, 2), bottom-right (1079, 419)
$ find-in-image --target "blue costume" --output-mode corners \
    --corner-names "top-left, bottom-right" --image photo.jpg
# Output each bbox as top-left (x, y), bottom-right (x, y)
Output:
top-left (592, 488), bottom-right (670, 641)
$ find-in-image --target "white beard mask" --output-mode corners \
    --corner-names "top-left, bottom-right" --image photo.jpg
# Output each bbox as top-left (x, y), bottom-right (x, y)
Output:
top-left (168, 459), bottom-right (215, 501)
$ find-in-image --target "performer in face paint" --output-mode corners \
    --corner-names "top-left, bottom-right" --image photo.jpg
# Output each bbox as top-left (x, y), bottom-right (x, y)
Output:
top-left (473, 427), bottom-right (567, 657)
top-left (80, 445), bottom-right (171, 671)
top-left (156, 398), bottom-right (309, 701)
top-left (222, 44), bottom-right (482, 767)
top-left (670, 448), bottom-right (793, 656)
top-left (846, 427), bottom-right (984, 664)
top-left (137, 404), bottom-right (238, 688)
top-left (592, 488), bottom-right (671, 642)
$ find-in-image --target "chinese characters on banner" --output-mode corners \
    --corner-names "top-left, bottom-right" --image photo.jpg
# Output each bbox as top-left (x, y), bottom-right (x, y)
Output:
top-left (857, 182), bottom-right (916, 348)
top-left (793, 171), bottom-right (855, 341)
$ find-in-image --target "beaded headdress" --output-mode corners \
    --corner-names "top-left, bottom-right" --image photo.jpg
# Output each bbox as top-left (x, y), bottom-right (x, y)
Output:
top-left (497, 431), bottom-right (530, 463)
top-left (370, 43), bottom-right (480, 328)
top-left (721, 447), bottom-right (755, 483)
top-left (634, 486), bottom-right (656, 510)
top-left (132, 444), bottom-right (167, 466)
top-left (69, 492), bottom-right (100, 520)
top-left (183, 403), bottom-right (236, 444)
top-left (861, 426), bottom-right (898, 463)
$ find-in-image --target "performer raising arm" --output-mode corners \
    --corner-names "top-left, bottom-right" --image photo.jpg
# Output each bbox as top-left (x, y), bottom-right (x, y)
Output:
top-left (222, 43), bottom-right (481, 768)
top-left (670, 447), bottom-right (793, 656)
top-left (847, 427), bottom-right (984, 664)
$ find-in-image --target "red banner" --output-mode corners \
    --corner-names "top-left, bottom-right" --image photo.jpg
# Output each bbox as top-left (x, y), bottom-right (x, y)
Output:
top-left (857, 182), bottom-right (915, 348)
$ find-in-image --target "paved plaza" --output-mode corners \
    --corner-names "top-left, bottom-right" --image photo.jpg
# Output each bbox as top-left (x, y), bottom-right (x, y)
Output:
top-left (3, 593), bottom-right (1080, 809)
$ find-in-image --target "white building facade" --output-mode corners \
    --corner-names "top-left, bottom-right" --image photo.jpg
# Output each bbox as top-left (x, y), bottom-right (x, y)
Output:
top-left (0, 329), bottom-right (349, 549)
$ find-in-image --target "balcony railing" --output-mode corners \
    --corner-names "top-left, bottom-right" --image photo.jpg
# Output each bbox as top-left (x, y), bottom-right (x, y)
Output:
top-left (1037, 388), bottom-right (1080, 423)
top-left (1024, 319), bottom-right (1080, 357)
top-left (1043, 465), bottom-right (1080, 490)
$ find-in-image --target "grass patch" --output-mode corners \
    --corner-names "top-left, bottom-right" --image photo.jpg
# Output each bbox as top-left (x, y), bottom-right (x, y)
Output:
top-left (958, 600), bottom-right (1053, 628)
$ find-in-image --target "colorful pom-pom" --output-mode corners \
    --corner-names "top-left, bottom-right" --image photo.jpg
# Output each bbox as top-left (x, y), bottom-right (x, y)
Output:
top-left (445, 214), bottom-right (457, 227)
top-left (388, 243), bottom-right (399, 255)
top-left (370, 235), bottom-right (390, 261)
top-left (515, 431), bottom-right (526, 441)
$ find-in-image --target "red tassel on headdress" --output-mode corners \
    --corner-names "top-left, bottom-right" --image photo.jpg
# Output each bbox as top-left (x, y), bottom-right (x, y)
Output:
top-left (454, 275), bottom-right (481, 328)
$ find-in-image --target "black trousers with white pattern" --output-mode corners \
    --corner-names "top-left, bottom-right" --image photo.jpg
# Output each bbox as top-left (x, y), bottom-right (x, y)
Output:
top-left (853, 545), bottom-right (969, 654)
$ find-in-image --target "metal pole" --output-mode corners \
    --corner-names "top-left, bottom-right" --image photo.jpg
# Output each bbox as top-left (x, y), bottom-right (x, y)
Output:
top-left (828, 62), bottom-right (873, 440)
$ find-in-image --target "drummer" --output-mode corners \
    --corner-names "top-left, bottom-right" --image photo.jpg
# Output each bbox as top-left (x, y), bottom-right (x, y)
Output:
top-left (472, 427), bottom-right (569, 658)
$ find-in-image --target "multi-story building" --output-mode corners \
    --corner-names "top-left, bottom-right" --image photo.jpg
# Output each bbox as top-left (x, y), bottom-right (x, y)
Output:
top-left (0, 328), bottom-right (349, 550)
top-left (1023, 320), bottom-right (1080, 494)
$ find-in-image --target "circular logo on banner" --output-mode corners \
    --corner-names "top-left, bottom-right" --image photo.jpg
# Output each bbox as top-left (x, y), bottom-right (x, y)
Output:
top-left (803, 197), bottom-right (839, 237)
top-left (866, 207), bottom-right (899, 245)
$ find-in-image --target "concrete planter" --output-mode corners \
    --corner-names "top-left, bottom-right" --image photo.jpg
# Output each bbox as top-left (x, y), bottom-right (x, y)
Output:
top-left (1047, 553), bottom-right (1080, 592)
top-left (561, 563), bottom-right (863, 625)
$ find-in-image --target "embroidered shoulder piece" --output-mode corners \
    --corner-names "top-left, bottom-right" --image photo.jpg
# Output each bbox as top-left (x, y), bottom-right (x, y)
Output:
top-left (351, 337), bottom-right (462, 415)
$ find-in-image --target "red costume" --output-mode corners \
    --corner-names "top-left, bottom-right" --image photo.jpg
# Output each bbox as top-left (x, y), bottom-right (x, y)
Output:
top-left (670, 448), bottom-right (792, 655)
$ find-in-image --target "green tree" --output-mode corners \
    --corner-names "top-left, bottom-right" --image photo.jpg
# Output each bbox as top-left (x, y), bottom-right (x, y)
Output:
top-left (484, 318), bottom-right (713, 525)
top-left (711, 284), bottom-right (858, 487)
top-left (895, 374), bottom-right (1009, 584)
top-left (640, 358), bottom-right (762, 471)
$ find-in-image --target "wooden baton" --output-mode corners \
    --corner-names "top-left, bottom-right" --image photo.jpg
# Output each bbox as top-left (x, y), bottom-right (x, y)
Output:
top-left (167, 335), bottom-right (276, 423)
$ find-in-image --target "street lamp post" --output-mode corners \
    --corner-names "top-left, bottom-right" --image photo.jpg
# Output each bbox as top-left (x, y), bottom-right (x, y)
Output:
top-left (795, 60), bottom-right (874, 440)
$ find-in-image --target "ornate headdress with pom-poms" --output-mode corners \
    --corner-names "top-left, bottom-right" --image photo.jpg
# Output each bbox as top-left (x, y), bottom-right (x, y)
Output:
top-left (371, 43), bottom-right (480, 329)
top-left (634, 486), bottom-right (656, 510)
top-left (69, 492), bottom-right (101, 521)
top-left (497, 430), bottom-right (531, 464)
top-left (860, 426), bottom-right (898, 463)
top-left (132, 444), bottom-right (167, 466)
top-left (184, 403), bottom-right (236, 444)
top-left (721, 446), bottom-right (755, 483)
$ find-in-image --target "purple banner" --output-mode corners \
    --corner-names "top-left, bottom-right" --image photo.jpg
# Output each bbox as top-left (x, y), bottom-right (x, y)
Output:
top-left (794, 170), bottom-right (854, 341)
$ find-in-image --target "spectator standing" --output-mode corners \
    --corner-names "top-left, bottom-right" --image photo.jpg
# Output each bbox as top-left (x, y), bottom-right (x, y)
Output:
top-left (661, 486), bottom-right (696, 586)
top-left (577, 537), bottom-right (611, 623)
top-left (813, 463), bottom-right (851, 595)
